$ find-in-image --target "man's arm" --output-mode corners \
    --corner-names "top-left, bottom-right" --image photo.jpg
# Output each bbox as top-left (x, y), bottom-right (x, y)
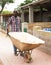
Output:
top-left (7, 17), bottom-right (11, 35)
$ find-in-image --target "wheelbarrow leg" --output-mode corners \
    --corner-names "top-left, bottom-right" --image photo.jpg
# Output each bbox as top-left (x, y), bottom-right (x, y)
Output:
top-left (20, 51), bottom-right (24, 57)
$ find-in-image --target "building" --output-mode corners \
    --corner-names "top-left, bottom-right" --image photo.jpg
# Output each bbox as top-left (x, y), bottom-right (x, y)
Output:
top-left (20, 0), bottom-right (51, 23)
top-left (0, 14), bottom-right (14, 30)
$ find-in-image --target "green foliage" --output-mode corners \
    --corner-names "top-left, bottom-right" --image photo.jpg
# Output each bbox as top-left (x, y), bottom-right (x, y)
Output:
top-left (20, 3), bottom-right (25, 6)
top-left (0, 0), bottom-right (13, 3)
top-left (20, 0), bottom-right (33, 6)
top-left (1, 11), bottom-right (13, 14)
top-left (24, 0), bottom-right (33, 4)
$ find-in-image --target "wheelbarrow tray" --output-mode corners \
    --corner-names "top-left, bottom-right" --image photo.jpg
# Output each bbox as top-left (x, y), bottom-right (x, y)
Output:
top-left (9, 32), bottom-right (45, 51)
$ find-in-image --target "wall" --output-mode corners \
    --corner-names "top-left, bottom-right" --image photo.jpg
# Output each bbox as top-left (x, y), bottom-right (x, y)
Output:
top-left (28, 22), bottom-right (51, 30)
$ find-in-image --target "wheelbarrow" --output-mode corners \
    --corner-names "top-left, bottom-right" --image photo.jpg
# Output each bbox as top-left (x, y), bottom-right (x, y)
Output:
top-left (8, 32), bottom-right (45, 63)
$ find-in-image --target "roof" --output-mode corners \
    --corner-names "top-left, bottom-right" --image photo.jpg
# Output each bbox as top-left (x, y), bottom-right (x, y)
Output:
top-left (21, 0), bottom-right (50, 9)
top-left (0, 13), bottom-right (14, 16)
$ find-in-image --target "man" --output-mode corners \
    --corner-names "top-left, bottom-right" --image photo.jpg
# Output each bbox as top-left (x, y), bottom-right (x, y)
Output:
top-left (7, 11), bottom-right (21, 55)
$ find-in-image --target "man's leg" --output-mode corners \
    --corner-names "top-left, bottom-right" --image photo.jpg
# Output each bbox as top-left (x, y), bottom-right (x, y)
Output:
top-left (13, 45), bottom-right (17, 55)
top-left (7, 29), bottom-right (9, 35)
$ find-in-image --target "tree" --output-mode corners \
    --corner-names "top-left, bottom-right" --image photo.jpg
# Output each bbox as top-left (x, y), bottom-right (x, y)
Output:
top-left (0, 0), bottom-right (14, 13)
top-left (24, 0), bottom-right (33, 4)
top-left (20, 0), bottom-right (33, 6)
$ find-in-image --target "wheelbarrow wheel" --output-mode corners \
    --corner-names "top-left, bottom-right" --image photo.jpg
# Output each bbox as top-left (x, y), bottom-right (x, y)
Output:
top-left (24, 52), bottom-right (32, 63)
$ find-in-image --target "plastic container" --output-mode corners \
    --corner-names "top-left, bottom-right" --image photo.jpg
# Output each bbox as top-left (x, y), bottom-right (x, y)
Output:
top-left (24, 28), bottom-right (27, 32)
